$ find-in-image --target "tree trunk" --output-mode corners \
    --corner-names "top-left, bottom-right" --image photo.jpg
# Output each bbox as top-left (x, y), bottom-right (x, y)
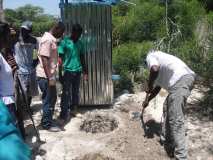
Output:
top-left (0, 0), bottom-right (4, 22)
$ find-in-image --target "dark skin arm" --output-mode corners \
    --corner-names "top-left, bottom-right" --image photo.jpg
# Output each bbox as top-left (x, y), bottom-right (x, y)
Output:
top-left (40, 56), bottom-right (51, 79)
top-left (142, 65), bottom-right (160, 108)
top-left (147, 65), bottom-right (160, 92)
top-left (58, 54), bottom-right (64, 83)
top-left (3, 48), bottom-right (18, 75)
top-left (142, 86), bottom-right (161, 108)
top-left (80, 54), bottom-right (88, 75)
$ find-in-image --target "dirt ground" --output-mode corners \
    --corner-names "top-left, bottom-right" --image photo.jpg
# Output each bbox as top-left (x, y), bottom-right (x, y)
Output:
top-left (25, 86), bottom-right (213, 160)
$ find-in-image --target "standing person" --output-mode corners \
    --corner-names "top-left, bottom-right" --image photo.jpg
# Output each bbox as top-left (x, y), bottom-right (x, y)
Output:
top-left (58, 24), bottom-right (87, 124)
top-left (0, 21), bottom-right (17, 123)
top-left (14, 21), bottom-right (38, 105)
top-left (0, 22), bottom-right (28, 139)
top-left (142, 50), bottom-right (195, 160)
top-left (36, 22), bottom-right (65, 132)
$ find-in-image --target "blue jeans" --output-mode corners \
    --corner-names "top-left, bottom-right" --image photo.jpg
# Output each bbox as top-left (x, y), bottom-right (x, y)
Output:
top-left (60, 71), bottom-right (81, 120)
top-left (37, 77), bottom-right (57, 128)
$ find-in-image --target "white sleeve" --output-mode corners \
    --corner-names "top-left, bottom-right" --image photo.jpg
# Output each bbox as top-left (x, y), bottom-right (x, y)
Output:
top-left (0, 54), bottom-right (3, 70)
top-left (146, 54), bottom-right (159, 70)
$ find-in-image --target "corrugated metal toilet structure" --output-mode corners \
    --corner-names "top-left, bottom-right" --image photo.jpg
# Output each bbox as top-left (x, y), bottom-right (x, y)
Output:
top-left (59, 0), bottom-right (116, 105)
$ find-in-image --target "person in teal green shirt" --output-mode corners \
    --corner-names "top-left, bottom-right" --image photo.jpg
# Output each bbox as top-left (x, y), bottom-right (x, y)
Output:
top-left (0, 100), bottom-right (31, 160)
top-left (58, 24), bottom-right (88, 124)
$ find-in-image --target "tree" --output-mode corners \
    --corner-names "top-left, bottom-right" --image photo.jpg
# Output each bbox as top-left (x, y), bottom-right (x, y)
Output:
top-left (4, 9), bottom-right (19, 24)
top-left (15, 4), bottom-right (44, 21)
top-left (4, 4), bottom-right (56, 36)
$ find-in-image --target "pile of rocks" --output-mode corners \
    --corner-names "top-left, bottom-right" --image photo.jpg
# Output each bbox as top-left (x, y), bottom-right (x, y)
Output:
top-left (80, 112), bottom-right (118, 134)
top-left (74, 153), bottom-right (115, 160)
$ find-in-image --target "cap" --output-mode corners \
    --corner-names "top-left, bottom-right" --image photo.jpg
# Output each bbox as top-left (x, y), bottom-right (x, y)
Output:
top-left (21, 21), bottom-right (33, 31)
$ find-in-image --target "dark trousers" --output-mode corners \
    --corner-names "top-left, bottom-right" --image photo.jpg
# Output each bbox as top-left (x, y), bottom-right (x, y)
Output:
top-left (37, 77), bottom-right (57, 128)
top-left (60, 71), bottom-right (81, 120)
top-left (7, 103), bottom-right (17, 125)
top-left (7, 103), bottom-right (26, 140)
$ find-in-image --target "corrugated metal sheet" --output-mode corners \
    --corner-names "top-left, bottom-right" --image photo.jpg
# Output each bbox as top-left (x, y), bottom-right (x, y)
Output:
top-left (60, 2), bottom-right (113, 105)
top-left (60, 0), bottom-right (118, 6)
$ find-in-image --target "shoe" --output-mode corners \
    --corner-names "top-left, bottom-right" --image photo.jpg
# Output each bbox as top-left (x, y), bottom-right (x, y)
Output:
top-left (160, 134), bottom-right (166, 145)
top-left (164, 144), bottom-right (175, 158)
top-left (57, 118), bottom-right (66, 127)
top-left (48, 126), bottom-right (61, 132)
top-left (56, 114), bottom-right (71, 127)
top-left (70, 105), bottom-right (78, 116)
top-left (47, 125), bottom-right (61, 132)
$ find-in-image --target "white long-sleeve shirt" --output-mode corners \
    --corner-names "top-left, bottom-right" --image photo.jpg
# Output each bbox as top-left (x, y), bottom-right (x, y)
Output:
top-left (0, 53), bottom-right (15, 105)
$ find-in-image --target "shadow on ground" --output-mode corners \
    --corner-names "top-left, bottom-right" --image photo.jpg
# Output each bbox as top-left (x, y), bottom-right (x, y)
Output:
top-left (186, 86), bottom-right (213, 121)
top-left (144, 120), bottom-right (162, 139)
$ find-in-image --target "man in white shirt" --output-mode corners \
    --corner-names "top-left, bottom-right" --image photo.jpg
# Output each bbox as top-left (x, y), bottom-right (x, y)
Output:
top-left (143, 50), bottom-right (195, 160)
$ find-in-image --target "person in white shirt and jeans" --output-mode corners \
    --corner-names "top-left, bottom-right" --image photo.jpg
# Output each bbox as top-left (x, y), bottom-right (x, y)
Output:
top-left (0, 22), bottom-right (17, 123)
top-left (143, 50), bottom-right (196, 160)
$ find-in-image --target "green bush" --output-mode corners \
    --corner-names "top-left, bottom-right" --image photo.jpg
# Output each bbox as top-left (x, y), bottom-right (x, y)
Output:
top-left (112, 41), bottom-right (153, 92)
top-left (113, 70), bottom-right (134, 94)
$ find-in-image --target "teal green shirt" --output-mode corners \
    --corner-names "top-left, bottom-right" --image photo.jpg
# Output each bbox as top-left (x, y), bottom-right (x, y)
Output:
top-left (58, 36), bottom-right (84, 72)
top-left (0, 100), bottom-right (31, 160)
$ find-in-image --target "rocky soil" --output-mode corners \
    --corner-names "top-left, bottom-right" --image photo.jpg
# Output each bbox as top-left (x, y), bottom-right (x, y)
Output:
top-left (24, 85), bottom-right (213, 160)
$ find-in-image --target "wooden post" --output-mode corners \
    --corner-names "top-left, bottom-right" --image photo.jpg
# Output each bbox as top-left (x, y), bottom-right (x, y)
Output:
top-left (0, 0), bottom-right (4, 22)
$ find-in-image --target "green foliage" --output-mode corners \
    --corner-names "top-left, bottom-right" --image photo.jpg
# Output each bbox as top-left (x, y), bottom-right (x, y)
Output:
top-left (15, 4), bottom-right (44, 20)
top-left (168, 0), bottom-right (205, 39)
top-left (112, 41), bottom-right (153, 91)
top-left (127, 2), bottom-right (165, 42)
top-left (4, 4), bottom-right (55, 36)
top-left (113, 43), bottom-right (141, 74)
top-left (170, 38), bottom-right (204, 74)
top-left (112, 1), bottom-right (165, 45)
top-left (112, 0), bottom-right (213, 93)
top-left (199, 0), bottom-right (213, 11)
top-left (113, 71), bottom-right (134, 94)
top-left (113, 41), bottom-right (153, 74)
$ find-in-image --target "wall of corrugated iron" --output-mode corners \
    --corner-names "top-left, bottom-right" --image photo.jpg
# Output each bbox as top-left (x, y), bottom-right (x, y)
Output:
top-left (60, 2), bottom-right (113, 105)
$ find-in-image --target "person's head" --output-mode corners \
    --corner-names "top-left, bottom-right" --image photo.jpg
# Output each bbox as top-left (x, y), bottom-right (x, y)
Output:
top-left (71, 24), bottom-right (83, 43)
top-left (50, 21), bottom-right (65, 39)
top-left (0, 22), bottom-right (11, 50)
top-left (20, 21), bottom-right (32, 40)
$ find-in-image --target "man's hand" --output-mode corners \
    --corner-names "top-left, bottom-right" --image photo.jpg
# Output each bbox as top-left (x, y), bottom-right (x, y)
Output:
top-left (48, 77), bottom-right (56, 86)
top-left (83, 74), bottom-right (88, 81)
top-left (58, 57), bottom-right (63, 66)
top-left (145, 88), bottom-right (152, 94)
top-left (3, 53), bottom-right (18, 74)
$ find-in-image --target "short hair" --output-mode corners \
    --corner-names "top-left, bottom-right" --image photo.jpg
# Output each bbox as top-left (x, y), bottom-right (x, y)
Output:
top-left (54, 21), bottom-right (65, 30)
top-left (0, 22), bottom-right (10, 39)
top-left (72, 24), bottom-right (83, 33)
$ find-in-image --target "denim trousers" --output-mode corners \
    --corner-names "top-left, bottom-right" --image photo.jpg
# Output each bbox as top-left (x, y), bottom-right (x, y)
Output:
top-left (60, 71), bottom-right (81, 120)
top-left (37, 77), bottom-right (57, 128)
